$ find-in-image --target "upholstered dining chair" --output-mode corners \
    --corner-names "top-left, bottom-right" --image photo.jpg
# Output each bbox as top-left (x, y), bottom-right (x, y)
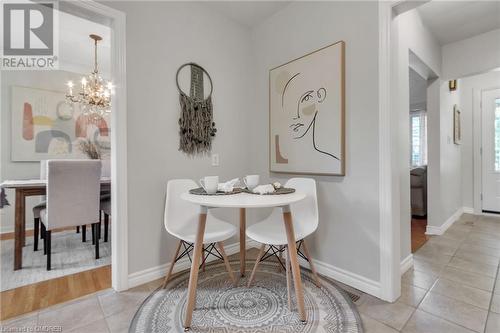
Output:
top-left (245, 178), bottom-right (321, 308)
top-left (39, 160), bottom-right (102, 270)
top-left (161, 179), bottom-right (237, 288)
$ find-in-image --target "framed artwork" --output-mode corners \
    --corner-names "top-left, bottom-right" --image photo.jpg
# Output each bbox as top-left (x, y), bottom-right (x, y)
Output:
top-left (453, 104), bottom-right (461, 145)
top-left (11, 86), bottom-right (110, 161)
top-left (269, 41), bottom-right (345, 175)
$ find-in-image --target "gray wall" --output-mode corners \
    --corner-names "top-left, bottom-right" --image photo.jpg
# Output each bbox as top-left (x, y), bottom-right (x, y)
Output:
top-left (106, 1), bottom-right (256, 274)
top-left (250, 1), bottom-right (381, 281)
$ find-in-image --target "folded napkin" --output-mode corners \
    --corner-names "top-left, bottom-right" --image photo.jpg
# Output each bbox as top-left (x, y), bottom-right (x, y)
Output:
top-left (217, 178), bottom-right (240, 193)
top-left (252, 184), bottom-right (276, 195)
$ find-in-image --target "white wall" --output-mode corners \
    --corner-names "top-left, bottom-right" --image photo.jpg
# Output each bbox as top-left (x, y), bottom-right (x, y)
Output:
top-left (459, 71), bottom-right (500, 210)
top-left (251, 1), bottom-right (381, 285)
top-left (443, 29), bottom-right (500, 80)
top-left (393, 9), bottom-right (441, 261)
top-left (105, 1), bottom-right (255, 275)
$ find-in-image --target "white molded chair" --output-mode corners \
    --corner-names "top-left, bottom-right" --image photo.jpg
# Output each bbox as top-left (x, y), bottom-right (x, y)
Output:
top-left (161, 179), bottom-right (237, 288)
top-left (40, 160), bottom-right (102, 270)
top-left (246, 178), bottom-right (321, 297)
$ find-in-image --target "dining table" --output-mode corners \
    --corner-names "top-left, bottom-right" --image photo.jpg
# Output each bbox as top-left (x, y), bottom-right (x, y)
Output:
top-left (180, 190), bottom-right (308, 330)
top-left (0, 178), bottom-right (111, 270)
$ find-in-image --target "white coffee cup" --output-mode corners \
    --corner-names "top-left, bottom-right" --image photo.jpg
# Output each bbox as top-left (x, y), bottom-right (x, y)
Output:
top-left (243, 175), bottom-right (260, 190)
top-left (200, 176), bottom-right (219, 194)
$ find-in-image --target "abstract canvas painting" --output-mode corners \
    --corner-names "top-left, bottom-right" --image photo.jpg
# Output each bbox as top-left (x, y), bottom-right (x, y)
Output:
top-left (11, 86), bottom-right (110, 161)
top-left (269, 41), bottom-right (345, 175)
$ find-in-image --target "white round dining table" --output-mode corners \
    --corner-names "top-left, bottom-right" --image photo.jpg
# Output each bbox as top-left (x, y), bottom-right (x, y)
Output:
top-left (179, 191), bottom-right (308, 330)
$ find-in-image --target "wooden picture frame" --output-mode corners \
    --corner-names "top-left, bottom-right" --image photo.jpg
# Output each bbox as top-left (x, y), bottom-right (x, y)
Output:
top-left (268, 41), bottom-right (346, 176)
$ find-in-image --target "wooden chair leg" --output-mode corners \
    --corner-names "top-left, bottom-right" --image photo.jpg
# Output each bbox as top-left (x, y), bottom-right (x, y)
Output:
top-left (278, 245), bottom-right (284, 272)
top-left (92, 224), bottom-right (95, 245)
top-left (82, 225), bottom-right (86, 242)
top-left (217, 242), bottom-right (236, 285)
top-left (301, 240), bottom-right (321, 287)
top-left (34, 218), bottom-right (39, 251)
top-left (104, 214), bottom-right (109, 242)
top-left (183, 213), bottom-right (207, 330)
top-left (202, 248), bottom-right (206, 272)
top-left (162, 240), bottom-right (183, 288)
top-left (94, 223), bottom-right (99, 259)
top-left (46, 230), bottom-right (51, 270)
top-left (286, 246), bottom-right (292, 311)
top-left (247, 244), bottom-right (266, 287)
top-left (76, 226), bottom-right (80, 233)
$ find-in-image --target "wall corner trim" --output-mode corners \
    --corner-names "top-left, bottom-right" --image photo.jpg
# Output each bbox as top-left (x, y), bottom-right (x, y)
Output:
top-left (400, 254), bottom-right (413, 276)
top-left (425, 207), bottom-right (465, 235)
top-left (462, 207), bottom-right (474, 214)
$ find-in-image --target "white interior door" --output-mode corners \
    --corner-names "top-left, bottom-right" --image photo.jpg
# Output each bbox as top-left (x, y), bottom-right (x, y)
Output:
top-left (482, 88), bottom-right (500, 213)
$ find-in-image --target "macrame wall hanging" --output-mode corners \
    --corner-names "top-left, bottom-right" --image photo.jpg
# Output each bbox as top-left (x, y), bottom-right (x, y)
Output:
top-left (176, 63), bottom-right (217, 156)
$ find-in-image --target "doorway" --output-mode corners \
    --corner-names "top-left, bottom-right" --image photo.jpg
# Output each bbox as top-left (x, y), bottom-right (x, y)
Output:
top-left (482, 88), bottom-right (500, 213)
top-left (409, 67), bottom-right (429, 252)
top-left (0, 1), bottom-right (127, 320)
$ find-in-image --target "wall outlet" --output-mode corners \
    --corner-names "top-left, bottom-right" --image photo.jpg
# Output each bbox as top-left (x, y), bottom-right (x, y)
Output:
top-left (211, 153), bottom-right (219, 166)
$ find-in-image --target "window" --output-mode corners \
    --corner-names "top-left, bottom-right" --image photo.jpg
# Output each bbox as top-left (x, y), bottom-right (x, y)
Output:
top-left (410, 112), bottom-right (427, 167)
top-left (495, 98), bottom-right (500, 171)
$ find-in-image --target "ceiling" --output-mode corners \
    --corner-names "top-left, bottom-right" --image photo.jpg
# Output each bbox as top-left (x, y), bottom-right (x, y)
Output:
top-left (417, 1), bottom-right (500, 45)
top-left (203, 1), bottom-right (290, 27)
top-left (59, 9), bottom-right (111, 76)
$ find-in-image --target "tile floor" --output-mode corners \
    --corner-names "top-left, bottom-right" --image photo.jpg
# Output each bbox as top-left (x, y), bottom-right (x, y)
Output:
top-left (360, 213), bottom-right (500, 333)
top-left (1, 213), bottom-right (499, 333)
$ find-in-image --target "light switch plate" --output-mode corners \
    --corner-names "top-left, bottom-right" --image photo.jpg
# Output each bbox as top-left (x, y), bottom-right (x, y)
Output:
top-left (211, 153), bottom-right (219, 166)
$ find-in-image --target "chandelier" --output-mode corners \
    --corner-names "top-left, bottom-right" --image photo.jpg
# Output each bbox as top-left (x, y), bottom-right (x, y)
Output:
top-left (66, 34), bottom-right (113, 116)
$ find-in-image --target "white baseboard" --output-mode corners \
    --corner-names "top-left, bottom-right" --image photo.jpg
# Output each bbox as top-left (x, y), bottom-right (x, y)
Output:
top-left (426, 207), bottom-right (464, 235)
top-left (462, 207), bottom-right (474, 214)
top-left (296, 255), bottom-right (381, 298)
top-left (0, 226), bottom-right (33, 234)
top-left (128, 239), bottom-right (259, 289)
top-left (400, 254), bottom-right (413, 275)
top-left (128, 239), bottom-right (383, 298)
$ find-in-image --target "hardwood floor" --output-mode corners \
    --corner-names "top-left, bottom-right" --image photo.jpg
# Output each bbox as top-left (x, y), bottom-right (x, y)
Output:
top-left (0, 226), bottom-right (79, 241)
top-left (411, 217), bottom-right (428, 253)
top-left (0, 265), bottom-right (111, 321)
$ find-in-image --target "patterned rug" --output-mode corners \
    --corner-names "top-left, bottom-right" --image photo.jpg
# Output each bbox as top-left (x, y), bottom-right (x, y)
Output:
top-left (130, 261), bottom-right (363, 333)
top-left (1, 226), bottom-right (111, 291)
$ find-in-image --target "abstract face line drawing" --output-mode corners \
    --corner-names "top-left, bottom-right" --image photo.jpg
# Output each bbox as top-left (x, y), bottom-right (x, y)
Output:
top-left (282, 73), bottom-right (339, 161)
top-left (269, 40), bottom-right (345, 175)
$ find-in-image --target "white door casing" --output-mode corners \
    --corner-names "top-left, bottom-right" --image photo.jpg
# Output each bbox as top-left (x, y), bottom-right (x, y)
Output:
top-left (482, 88), bottom-right (500, 213)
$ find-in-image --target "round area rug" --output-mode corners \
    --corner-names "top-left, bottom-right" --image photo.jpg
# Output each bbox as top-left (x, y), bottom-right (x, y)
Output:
top-left (129, 261), bottom-right (363, 333)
